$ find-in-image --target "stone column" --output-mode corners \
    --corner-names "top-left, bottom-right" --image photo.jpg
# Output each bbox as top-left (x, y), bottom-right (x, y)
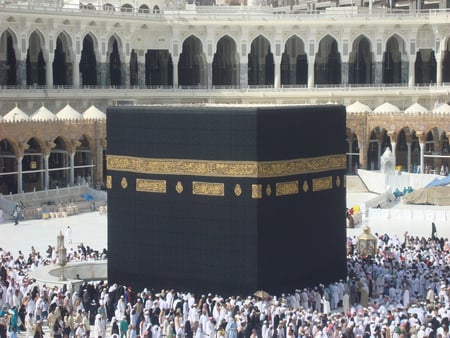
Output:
top-left (359, 118), bottom-right (368, 169)
top-left (99, 58), bottom-right (107, 87)
top-left (46, 52), bottom-right (54, 87)
top-left (408, 56), bottom-right (415, 87)
top-left (17, 60), bottom-right (27, 86)
top-left (407, 142), bottom-right (412, 172)
top-left (307, 56), bottom-right (315, 88)
top-left (44, 154), bottom-right (50, 190)
top-left (415, 131), bottom-right (425, 174)
top-left (123, 61), bottom-right (130, 88)
top-left (17, 156), bottom-right (23, 193)
top-left (95, 138), bottom-right (104, 186)
top-left (377, 141), bottom-right (381, 162)
top-left (138, 51), bottom-right (146, 87)
top-left (70, 152), bottom-right (75, 186)
top-left (436, 56), bottom-right (442, 86)
top-left (341, 62), bottom-right (349, 86)
top-left (274, 57), bottom-right (281, 89)
top-left (206, 58), bottom-right (213, 89)
top-left (419, 141), bottom-right (425, 173)
top-left (172, 57), bottom-right (179, 88)
top-left (387, 130), bottom-right (397, 170)
top-left (240, 58), bottom-right (248, 88)
top-left (374, 62), bottom-right (382, 84)
top-left (73, 56), bottom-right (80, 88)
top-left (347, 140), bottom-right (353, 173)
top-left (16, 142), bottom-right (29, 193)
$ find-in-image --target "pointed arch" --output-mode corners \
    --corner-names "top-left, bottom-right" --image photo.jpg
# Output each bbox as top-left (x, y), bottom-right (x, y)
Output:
top-left (145, 49), bottom-right (173, 87)
top-left (348, 35), bottom-right (373, 85)
top-left (121, 3), bottom-right (133, 12)
top-left (212, 35), bottom-right (239, 87)
top-left (79, 33), bottom-right (98, 86)
top-left (415, 49), bottom-right (436, 85)
top-left (382, 34), bottom-right (405, 85)
top-left (74, 134), bottom-right (93, 185)
top-left (315, 34), bottom-right (341, 85)
top-left (53, 31), bottom-right (73, 86)
top-left (441, 36), bottom-right (450, 83)
top-left (178, 35), bottom-right (207, 87)
top-left (248, 35), bottom-right (274, 87)
top-left (281, 35), bottom-right (307, 86)
top-left (368, 127), bottom-right (391, 170)
top-left (107, 35), bottom-right (123, 86)
top-left (0, 29), bottom-right (18, 85)
top-left (130, 49), bottom-right (138, 86)
top-left (346, 128), bottom-right (360, 174)
top-left (103, 3), bottom-right (115, 11)
top-left (0, 138), bottom-right (19, 194)
top-left (26, 30), bottom-right (47, 86)
top-left (395, 127), bottom-right (419, 172)
top-left (23, 137), bottom-right (44, 192)
top-left (139, 4), bottom-right (150, 13)
top-left (48, 136), bottom-right (70, 189)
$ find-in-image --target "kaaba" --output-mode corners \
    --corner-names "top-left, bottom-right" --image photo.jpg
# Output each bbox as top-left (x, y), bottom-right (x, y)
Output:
top-left (106, 104), bottom-right (347, 296)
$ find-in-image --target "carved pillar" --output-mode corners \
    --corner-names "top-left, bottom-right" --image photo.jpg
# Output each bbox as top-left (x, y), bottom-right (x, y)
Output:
top-left (44, 154), bottom-right (50, 190)
top-left (46, 52), bottom-right (54, 87)
top-left (73, 55), bottom-right (80, 88)
top-left (173, 57), bottom-right (179, 88)
top-left (407, 142), bottom-right (412, 172)
top-left (69, 139), bottom-right (81, 187)
top-left (359, 118), bottom-right (368, 169)
top-left (274, 56), bottom-right (281, 89)
top-left (44, 140), bottom-right (56, 190)
top-left (408, 56), bottom-right (415, 87)
top-left (17, 142), bottom-right (29, 193)
top-left (436, 55), bottom-right (442, 86)
top-left (387, 130), bottom-right (397, 170)
top-left (347, 139), bottom-right (353, 173)
top-left (377, 141), bottom-right (382, 168)
top-left (17, 157), bottom-right (23, 193)
top-left (416, 131), bottom-right (425, 174)
top-left (95, 138), bottom-right (104, 187)
top-left (69, 152), bottom-right (75, 187)
top-left (307, 56), bottom-right (315, 89)
top-left (137, 51), bottom-right (146, 87)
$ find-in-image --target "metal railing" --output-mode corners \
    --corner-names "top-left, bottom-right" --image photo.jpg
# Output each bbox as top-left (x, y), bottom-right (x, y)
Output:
top-left (1, 82), bottom-right (449, 91)
top-left (1, 1), bottom-right (450, 19)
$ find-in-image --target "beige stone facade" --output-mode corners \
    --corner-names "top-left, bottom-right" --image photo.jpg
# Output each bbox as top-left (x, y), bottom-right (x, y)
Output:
top-left (0, 1), bottom-right (450, 194)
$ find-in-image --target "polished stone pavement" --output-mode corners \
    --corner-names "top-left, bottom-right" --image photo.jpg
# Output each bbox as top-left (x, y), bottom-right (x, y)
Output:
top-left (1, 192), bottom-right (450, 259)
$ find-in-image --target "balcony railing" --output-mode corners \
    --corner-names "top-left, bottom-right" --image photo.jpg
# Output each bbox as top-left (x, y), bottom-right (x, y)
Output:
top-left (1, 83), bottom-right (449, 91)
top-left (1, 1), bottom-right (450, 19)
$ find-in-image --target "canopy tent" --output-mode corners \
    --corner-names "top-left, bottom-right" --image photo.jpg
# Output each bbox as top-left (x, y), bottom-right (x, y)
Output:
top-left (403, 186), bottom-right (450, 206)
top-left (426, 176), bottom-right (450, 187)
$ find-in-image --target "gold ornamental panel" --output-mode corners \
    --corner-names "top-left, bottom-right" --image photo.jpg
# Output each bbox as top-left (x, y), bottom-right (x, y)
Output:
top-left (266, 184), bottom-right (272, 197)
top-left (176, 181), bottom-right (184, 194)
top-left (107, 154), bottom-right (346, 178)
top-left (276, 181), bottom-right (299, 196)
top-left (121, 177), bottom-right (128, 189)
top-left (192, 181), bottom-right (225, 196)
top-left (312, 176), bottom-right (333, 192)
top-left (252, 184), bottom-right (262, 199)
top-left (234, 184), bottom-right (242, 196)
top-left (136, 179), bottom-right (167, 193)
top-left (106, 175), bottom-right (112, 189)
top-left (302, 180), bottom-right (309, 192)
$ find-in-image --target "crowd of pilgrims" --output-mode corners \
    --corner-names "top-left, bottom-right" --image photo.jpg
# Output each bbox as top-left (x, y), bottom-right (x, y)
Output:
top-left (0, 232), bottom-right (450, 338)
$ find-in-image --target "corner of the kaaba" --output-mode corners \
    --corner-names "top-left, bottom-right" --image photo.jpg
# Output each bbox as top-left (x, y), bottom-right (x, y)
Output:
top-left (106, 104), bottom-right (348, 297)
